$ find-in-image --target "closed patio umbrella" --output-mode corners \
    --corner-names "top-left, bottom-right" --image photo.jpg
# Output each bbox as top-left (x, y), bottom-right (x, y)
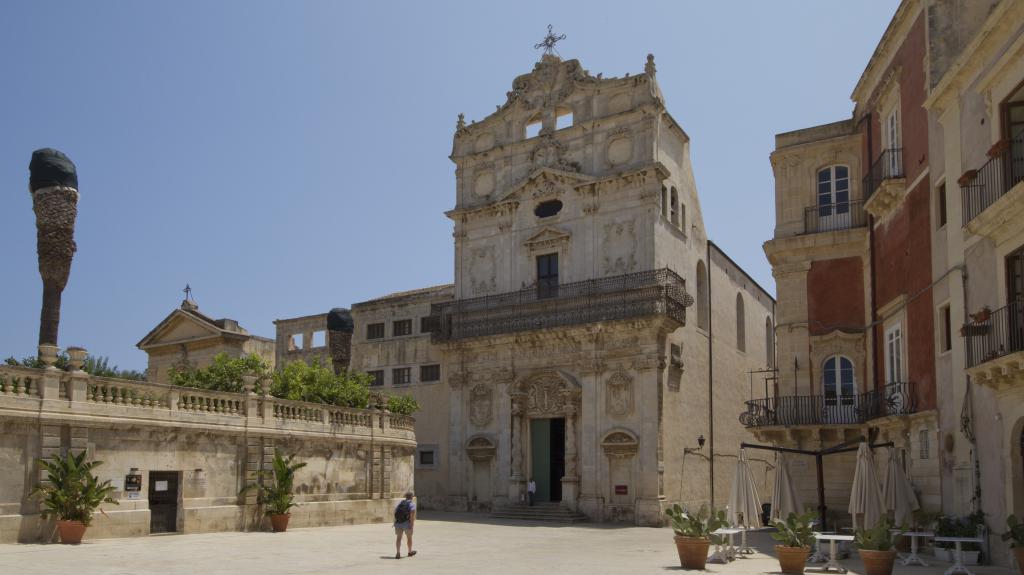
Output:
top-left (848, 442), bottom-right (885, 529)
top-left (728, 449), bottom-right (763, 554)
top-left (770, 452), bottom-right (803, 523)
top-left (883, 448), bottom-right (919, 526)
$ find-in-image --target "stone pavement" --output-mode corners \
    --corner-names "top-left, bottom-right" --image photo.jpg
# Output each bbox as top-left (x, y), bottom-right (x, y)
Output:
top-left (0, 512), bottom-right (1015, 575)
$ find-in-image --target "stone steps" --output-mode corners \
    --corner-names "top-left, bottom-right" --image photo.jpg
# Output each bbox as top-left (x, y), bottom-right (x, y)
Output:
top-left (490, 504), bottom-right (588, 523)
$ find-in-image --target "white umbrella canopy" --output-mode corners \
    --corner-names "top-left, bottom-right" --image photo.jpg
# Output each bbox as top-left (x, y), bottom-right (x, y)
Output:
top-left (770, 452), bottom-right (803, 523)
top-left (727, 450), bottom-right (763, 528)
top-left (848, 442), bottom-right (886, 529)
top-left (883, 448), bottom-right (920, 526)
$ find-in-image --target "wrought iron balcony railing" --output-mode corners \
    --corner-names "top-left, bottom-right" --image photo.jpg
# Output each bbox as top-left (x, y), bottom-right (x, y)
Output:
top-left (863, 147), bottom-right (904, 201)
top-left (426, 268), bottom-right (691, 342)
top-left (802, 200), bottom-right (868, 234)
top-left (738, 381), bottom-right (917, 428)
top-left (961, 136), bottom-right (1024, 225)
top-left (965, 300), bottom-right (1024, 368)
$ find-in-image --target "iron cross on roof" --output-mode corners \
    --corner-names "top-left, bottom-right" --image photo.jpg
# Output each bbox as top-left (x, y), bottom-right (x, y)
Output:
top-left (534, 25), bottom-right (566, 56)
top-left (183, 283), bottom-right (193, 301)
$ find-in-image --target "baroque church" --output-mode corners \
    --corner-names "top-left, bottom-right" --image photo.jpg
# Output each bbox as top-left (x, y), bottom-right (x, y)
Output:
top-left (349, 50), bottom-right (776, 525)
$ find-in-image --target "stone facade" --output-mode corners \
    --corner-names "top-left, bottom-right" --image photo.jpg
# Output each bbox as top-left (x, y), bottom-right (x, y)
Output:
top-left (273, 308), bottom-right (354, 373)
top-left (758, 0), bottom-right (941, 530)
top-left (0, 359), bottom-right (415, 543)
top-left (137, 299), bottom-right (276, 384)
top-left (925, 0), bottom-right (1024, 568)
top-left (350, 54), bottom-right (776, 525)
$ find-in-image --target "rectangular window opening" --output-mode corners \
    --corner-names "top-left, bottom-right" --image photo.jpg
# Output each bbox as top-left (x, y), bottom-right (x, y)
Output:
top-left (537, 253), bottom-right (559, 299)
top-left (940, 305), bottom-right (952, 352)
top-left (420, 364), bottom-right (441, 382)
top-left (937, 181), bottom-right (947, 229)
top-left (366, 323), bottom-right (385, 340)
top-left (393, 319), bottom-right (412, 337)
top-left (393, 367), bottom-right (411, 386)
top-left (310, 330), bottom-right (326, 348)
top-left (368, 370), bottom-right (384, 387)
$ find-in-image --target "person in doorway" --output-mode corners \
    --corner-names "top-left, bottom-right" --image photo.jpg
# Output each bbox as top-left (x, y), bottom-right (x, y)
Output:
top-left (393, 491), bottom-right (416, 559)
top-left (527, 477), bottom-right (536, 506)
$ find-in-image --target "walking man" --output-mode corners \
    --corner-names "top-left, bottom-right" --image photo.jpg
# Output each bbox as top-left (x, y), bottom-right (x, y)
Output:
top-left (394, 491), bottom-right (416, 559)
top-left (527, 477), bottom-right (536, 506)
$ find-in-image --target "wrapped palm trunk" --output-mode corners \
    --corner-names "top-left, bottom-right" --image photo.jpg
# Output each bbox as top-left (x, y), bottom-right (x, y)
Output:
top-left (29, 149), bottom-right (79, 346)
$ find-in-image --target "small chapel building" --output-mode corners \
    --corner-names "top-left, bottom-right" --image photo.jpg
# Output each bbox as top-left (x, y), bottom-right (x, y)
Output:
top-left (349, 52), bottom-right (775, 525)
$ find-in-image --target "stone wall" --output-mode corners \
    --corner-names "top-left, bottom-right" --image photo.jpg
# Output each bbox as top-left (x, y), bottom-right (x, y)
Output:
top-left (0, 362), bottom-right (415, 543)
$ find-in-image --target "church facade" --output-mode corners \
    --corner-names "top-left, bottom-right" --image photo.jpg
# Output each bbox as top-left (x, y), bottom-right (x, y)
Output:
top-left (350, 53), bottom-right (775, 525)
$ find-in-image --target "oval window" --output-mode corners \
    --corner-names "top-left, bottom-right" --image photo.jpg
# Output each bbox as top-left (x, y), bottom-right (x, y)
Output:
top-left (534, 200), bottom-right (563, 218)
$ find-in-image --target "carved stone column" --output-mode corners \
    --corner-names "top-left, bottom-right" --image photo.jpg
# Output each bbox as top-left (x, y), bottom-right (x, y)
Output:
top-left (508, 393), bottom-right (527, 503)
top-left (561, 396), bottom-right (581, 510)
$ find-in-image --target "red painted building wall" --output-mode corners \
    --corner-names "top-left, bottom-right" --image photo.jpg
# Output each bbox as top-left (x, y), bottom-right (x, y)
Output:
top-left (861, 11), bottom-right (936, 411)
top-left (807, 257), bottom-right (866, 336)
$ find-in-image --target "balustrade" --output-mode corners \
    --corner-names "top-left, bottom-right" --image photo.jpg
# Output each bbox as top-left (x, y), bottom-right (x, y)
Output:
top-left (739, 381), bottom-right (917, 428)
top-left (0, 366), bottom-right (41, 397)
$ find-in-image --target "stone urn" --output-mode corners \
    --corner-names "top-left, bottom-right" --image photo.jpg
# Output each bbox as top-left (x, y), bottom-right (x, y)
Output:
top-left (270, 513), bottom-right (290, 533)
top-left (775, 545), bottom-right (811, 574)
top-left (1013, 547), bottom-right (1024, 575)
top-left (859, 549), bottom-right (897, 575)
top-left (66, 346), bottom-right (88, 371)
top-left (38, 344), bottom-right (60, 368)
top-left (674, 535), bottom-right (710, 570)
top-left (56, 520), bottom-right (86, 544)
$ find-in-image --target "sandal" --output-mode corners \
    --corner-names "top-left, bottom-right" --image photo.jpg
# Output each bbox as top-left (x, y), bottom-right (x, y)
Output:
top-left (408, 550), bottom-right (417, 557)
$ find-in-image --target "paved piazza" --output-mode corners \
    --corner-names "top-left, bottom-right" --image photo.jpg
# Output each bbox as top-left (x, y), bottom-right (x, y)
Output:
top-left (0, 512), bottom-right (1015, 575)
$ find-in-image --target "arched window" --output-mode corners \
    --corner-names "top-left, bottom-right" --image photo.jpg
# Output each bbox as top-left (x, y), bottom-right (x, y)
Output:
top-left (696, 261), bottom-right (709, 331)
top-left (736, 293), bottom-right (746, 352)
top-left (816, 165), bottom-right (851, 231)
top-left (822, 355), bottom-right (856, 414)
top-left (765, 316), bottom-right (775, 368)
top-left (670, 187), bottom-right (679, 226)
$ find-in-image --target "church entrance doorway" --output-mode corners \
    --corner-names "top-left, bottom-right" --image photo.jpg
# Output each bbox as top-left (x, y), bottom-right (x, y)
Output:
top-left (530, 417), bottom-right (565, 502)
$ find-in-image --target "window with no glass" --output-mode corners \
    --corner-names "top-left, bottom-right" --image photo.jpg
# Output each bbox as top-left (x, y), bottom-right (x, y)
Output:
top-left (537, 253), bottom-right (559, 299)
top-left (416, 446), bottom-right (438, 469)
top-left (420, 364), bottom-right (441, 383)
top-left (393, 367), bottom-right (411, 385)
top-left (534, 199), bottom-right (563, 218)
top-left (939, 304), bottom-right (952, 353)
top-left (393, 319), bottom-right (412, 337)
top-left (366, 323), bottom-right (384, 340)
top-left (421, 316), bottom-right (440, 333)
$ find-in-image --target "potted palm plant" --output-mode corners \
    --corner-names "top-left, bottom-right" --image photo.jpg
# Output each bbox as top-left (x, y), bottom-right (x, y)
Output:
top-left (770, 511), bottom-right (817, 574)
top-left (855, 518), bottom-right (900, 575)
top-left (1002, 515), bottom-right (1024, 575)
top-left (31, 451), bottom-right (118, 544)
top-left (242, 450), bottom-right (307, 532)
top-left (665, 504), bottom-right (727, 570)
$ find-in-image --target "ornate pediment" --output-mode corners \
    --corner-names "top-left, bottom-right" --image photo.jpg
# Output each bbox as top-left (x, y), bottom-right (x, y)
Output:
top-left (601, 429), bottom-right (639, 457)
top-left (499, 166), bottom-right (593, 204)
top-left (523, 227), bottom-right (570, 252)
top-left (137, 309), bottom-right (227, 350)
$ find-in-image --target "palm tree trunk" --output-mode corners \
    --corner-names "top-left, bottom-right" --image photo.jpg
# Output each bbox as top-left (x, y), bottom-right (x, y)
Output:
top-left (39, 282), bottom-right (63, 346)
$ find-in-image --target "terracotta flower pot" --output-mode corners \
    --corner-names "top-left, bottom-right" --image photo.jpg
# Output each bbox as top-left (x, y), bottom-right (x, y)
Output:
top-left (859, 549), bottom-right (897, 575)
top-left (1013, 547), bottom-right (1024, 575)
top-left (57, 520), bottom-right (86, 544)
top-left (269, 513), bottom-right (290, 532)
top-left (775, 545), bottom-right (811, 575)
top-left (674, 535), bottom-right (710, 570)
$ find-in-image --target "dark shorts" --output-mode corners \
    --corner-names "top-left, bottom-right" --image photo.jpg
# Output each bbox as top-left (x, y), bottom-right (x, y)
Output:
top-left (394, 522), bottom-right (413, 535)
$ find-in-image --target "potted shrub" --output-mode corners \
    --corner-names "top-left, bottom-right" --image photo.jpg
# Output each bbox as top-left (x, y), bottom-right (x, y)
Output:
top-left (855, 518), bottom-right (900, 575)
top-left (31, 451), bottom-right (118, 544)
top-left (665, 504), bottom-right (727, 570)
top-left (1002, 514), bottom-right (1024, 575)
top-left (770, 511), bottom-right (817, 574)
top-left (242, 450), bottom-right (307, 532)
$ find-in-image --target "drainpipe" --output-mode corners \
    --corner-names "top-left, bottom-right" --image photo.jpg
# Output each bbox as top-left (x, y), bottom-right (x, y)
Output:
top-left (707, 239), bottom-right (715, 507)
top-left (865, 112), bottom-right (880, 392)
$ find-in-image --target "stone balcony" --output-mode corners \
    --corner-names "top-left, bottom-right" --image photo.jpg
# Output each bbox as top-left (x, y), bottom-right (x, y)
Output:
top-left (961, 136), bottom-right (1024, 234)
top-left (964, 300), bottom-right (1024, 390)
top-left (426, 268), bottom-right (691, 342)
top-left (738, 381), bottom-right (918, 432)
top-left (0, 364), bottom-right (416, 445)
top-left (862, 147), bottom-right (906, 220)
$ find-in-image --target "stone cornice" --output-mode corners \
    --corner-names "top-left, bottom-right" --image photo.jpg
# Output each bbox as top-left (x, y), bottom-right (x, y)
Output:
top-left (851, 0), bottom-right (922, 118)
top-left (763, 228), bottom-right (869, 267)
top-left (925, 0), bottom-right (1024, 113)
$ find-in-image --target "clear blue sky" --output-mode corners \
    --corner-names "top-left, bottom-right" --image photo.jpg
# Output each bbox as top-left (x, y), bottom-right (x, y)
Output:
top-left (0, 1), bottom-right (899, 371)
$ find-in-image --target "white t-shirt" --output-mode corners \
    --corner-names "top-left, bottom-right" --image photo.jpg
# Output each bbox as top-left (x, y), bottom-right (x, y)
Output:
top-left (527, 481), bottom-right (537, 493)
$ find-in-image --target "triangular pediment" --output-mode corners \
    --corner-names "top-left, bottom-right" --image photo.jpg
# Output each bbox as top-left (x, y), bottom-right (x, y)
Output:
top-left (498, 167), bottom-right (592, 204)
top-left (523, 226), bottom-right (571, 251)
top-left (136, 309), bottom-right (226, 350)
